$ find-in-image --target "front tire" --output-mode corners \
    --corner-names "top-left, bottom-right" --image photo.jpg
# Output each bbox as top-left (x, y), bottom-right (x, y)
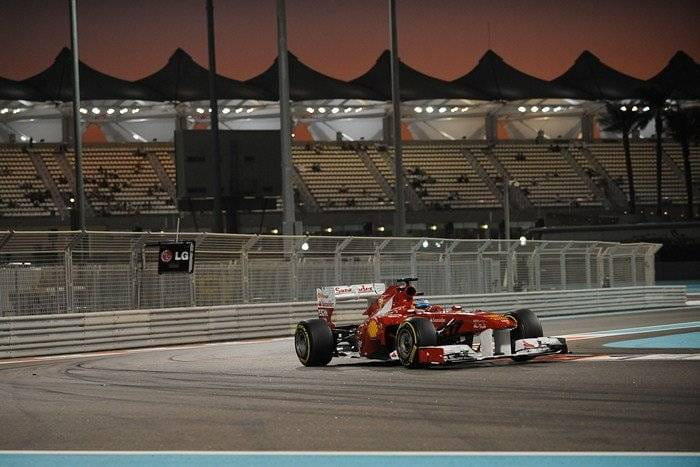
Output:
top-left (507, 308), bottom-right (543, 362)
top-left (295, 319), bottom-right (334, 366)
top-left (395, 317), bottom-right (437, 368)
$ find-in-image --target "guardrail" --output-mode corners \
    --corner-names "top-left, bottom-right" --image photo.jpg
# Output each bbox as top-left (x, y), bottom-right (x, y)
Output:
top-left (0, 286), bottom-right (686, 359)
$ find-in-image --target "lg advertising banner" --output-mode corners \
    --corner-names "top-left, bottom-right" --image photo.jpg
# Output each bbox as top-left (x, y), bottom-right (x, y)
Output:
top-left (158, 241), bottom-right (195, 274)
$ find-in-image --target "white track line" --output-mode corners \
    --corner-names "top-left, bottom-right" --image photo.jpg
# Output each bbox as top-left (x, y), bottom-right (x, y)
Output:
top-left (0, 337), bottom-right (293, 366)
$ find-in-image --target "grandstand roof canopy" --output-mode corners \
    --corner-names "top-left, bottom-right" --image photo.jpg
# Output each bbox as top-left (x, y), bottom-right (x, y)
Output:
top-left (648, 51), bottom-right (700, 100)
top-left (551, 51), bottom-right (646, 100)
top-left (137, 48), bottom-right (271, 102)
top-left (0, 76), bottom-right (44, 101)
top-left (350, 50), bottom-right (485, 101)
top-left (23, 48), bottom-right (162, 102)
top-left (246, 52), bottom-right (381, 101)
top-left (1, 49), bottom-right (699, 104)
top-left (452, 50), bottom-right (578, 100)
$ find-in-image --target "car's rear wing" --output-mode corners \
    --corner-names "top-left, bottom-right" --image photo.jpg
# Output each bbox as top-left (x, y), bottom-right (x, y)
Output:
top-left (316, 283), bottom-right (386, 325)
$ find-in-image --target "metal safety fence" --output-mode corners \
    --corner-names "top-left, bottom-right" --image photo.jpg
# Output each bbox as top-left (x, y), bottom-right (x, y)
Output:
top-left (0, 230), bottom-right (661, 317)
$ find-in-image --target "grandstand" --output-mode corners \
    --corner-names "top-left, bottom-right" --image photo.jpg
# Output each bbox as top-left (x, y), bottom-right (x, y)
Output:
top-left (0, 140), bottom-right (696, 233)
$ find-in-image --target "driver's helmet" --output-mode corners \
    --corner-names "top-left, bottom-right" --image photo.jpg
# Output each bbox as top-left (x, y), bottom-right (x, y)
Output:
top-left (415, 298), bottom-right (431, 309)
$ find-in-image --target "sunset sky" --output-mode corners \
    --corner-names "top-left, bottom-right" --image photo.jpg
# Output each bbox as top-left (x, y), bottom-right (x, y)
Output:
top-left (1, 0), bottom-right (698, 83)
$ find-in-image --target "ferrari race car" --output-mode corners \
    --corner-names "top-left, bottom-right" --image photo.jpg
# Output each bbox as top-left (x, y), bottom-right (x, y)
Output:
top-left (294, 278), bottom-right (567, 368)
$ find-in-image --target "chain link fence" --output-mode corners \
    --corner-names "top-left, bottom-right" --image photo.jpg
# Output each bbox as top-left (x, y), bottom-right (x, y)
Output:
top-left (0, 230), bottom-right (661, 317)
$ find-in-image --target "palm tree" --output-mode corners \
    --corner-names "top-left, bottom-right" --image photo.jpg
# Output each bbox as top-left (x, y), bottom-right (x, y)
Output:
top-left (598, 102), bottom-right (650, 214)
top-left (640, 87), bottom-right (669, 217)
top-left (665, 105), bottom-right (700, 219)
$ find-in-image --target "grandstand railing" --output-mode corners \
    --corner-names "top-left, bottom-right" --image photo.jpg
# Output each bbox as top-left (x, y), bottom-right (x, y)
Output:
top-left (0, 230), bottom-right (661, 317)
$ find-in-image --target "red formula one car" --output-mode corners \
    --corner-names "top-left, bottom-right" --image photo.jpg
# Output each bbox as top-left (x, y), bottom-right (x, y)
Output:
top-left (294, 278), bottom-right (567, 368)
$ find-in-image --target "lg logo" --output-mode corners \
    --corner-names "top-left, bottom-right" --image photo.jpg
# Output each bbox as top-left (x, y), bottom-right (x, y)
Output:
top-left (160, 249), bottom-right (189, 263)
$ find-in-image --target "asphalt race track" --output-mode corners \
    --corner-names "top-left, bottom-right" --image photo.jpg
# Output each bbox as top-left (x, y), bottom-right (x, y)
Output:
top-left (0, 308), bottom-right (698, 452)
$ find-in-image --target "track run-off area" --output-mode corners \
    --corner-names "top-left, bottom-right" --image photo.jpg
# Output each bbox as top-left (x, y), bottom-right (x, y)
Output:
top-left (0, 306), bottom-right (698, 465)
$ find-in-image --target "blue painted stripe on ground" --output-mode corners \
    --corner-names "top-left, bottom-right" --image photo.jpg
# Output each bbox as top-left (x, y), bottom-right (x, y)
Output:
top-left (0, 454), bottom-right (698, 467)
top-left (657, 280), bottom-right (700, 293)
top-left (605, 332), bottom-right (700, 349)
top-left (541, 308), bottom-right (693, 322)
top-left (576, 321), bottom-right (700, 337)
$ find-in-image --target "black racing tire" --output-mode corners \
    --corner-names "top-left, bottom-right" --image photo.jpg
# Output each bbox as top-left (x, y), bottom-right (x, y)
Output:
top-left (507, 308), bottom-right (543, 362)
top-left (395, 317), bottom-right (437, 369)
top-left (295, 319), bottom-right (334, 366)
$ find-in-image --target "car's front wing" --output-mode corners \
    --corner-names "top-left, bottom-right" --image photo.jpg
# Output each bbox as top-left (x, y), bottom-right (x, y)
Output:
top-left (416, 336), bottom-right (568, 365)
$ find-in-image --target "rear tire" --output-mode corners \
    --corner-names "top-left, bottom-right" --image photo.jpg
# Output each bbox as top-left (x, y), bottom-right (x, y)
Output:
top-left (295, 319), bottom-right (334, 366)
top-left (395, 317), bottom-right (437, 368)
top-left (507, 308), bottom-right (543, 362)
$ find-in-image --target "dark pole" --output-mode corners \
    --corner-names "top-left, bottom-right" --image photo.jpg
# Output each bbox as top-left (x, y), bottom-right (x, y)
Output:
top-left (69, 0), bottom-right (86, 230)
top-left (277, 0), bottom-right (296, 235)
top-left (206, 0), bottom-right (223, 233)
top-left (654, 111), bottom-right (663, 217)
top-left (389, 0), bottom-right (406, 236)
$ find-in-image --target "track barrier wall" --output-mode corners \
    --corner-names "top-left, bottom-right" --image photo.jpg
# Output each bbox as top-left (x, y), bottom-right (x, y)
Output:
top-left (0, 286), bottom-right (686, 358)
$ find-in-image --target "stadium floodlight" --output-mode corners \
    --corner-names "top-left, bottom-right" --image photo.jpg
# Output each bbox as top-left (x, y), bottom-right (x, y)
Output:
top-left (519, 236), bottom-right (527, 246)
top-left (461, 106), bottom-right (469, 112)
top-left (530, 106), bottom-right (539, 112)
top-left (301, 241), bottom-right (310, 251)
top-left (306, 106), bottom-right (314, 113)
top-left (542, 106), bottom-right (550, 112)
top-left (620, 105), bottom-right (627, 111)
top-left (221, 107), bottom-right (231, 114)
top-left (208, 108), bottom-right (213, 113)
top-left (271, 228), bottom-right (279, 234)
top-left (132, 134), bottom-right (141, 140)
top-left (324, 227), bottom-right (333, 233)
top-left (235, 107), bottom-right (243, 113)
top-left (131, 108), bottom-right (140, 114)
top-left (422, 239), bottom-right (429, 248)
top-left (19, 135), bottom-right (28, 142)
top-left (0, 108), bottom-right (9, 114)
top-left (480, 223), bottom-right (489, 229)
top-left (318, 107), bottom-right (326, 113)
top-left (425, 106), bottom-right (434, 113)
top-left (450, 107), bottom-right (459, 112)
top-left (106, 108), bottom-right (115, 115)
top-left (429, 224), bottom-right (438, 231)
top-left (246, 107), bottom-right (254, 113)
top-left (414, 106), bottom-right (423, 113)
top-left (517, 106), bottom-right (527, 112)
top-left (91, 107), bottom-right (100, 115)
top-left (331, 107), bottom-right (340, 114)
top-left (79, 107), bottom-right (88, 114)
top-left (377, 226), bottom-right (385, 232)
top-left (438, 106), bottom-right (447, 113)
top-left (119, 108), bottom-right (129, 114)
top-left (344, 107), bottom-right (353, 113)
top-left (69, 197), bottom-right (75, 203)
top-left (553, 106), bottom-right (562, 112)
top-left (642, 106), bottom-right (650, 112)
top-left (196, 107), bottom-right (205, 114)
top-left (355, 107), bottom-right (363, 112)
top-left (631, 106), bottom-right (638, 112)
